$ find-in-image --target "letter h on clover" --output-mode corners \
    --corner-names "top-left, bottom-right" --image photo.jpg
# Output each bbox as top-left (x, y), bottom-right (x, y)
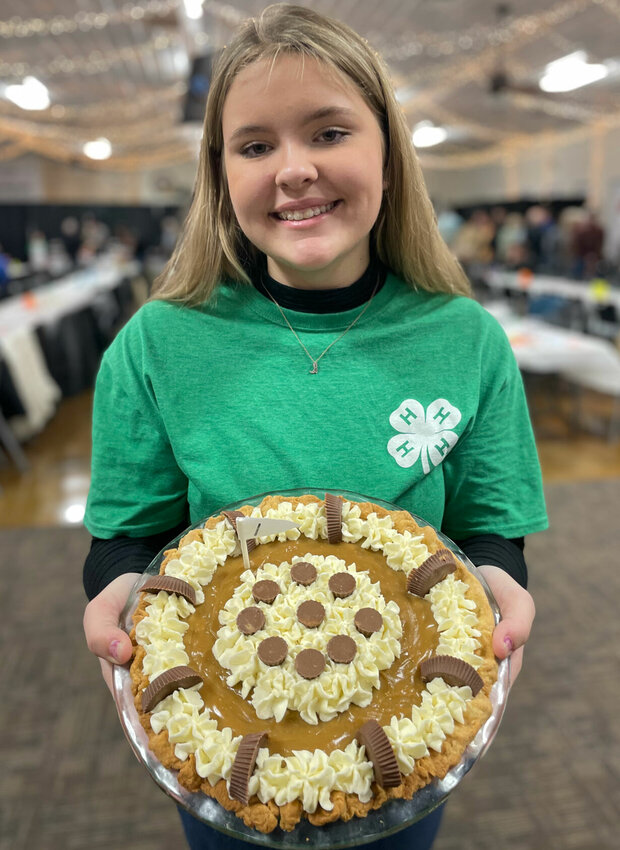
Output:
top-left (387, 399), bottom-right (462, 473)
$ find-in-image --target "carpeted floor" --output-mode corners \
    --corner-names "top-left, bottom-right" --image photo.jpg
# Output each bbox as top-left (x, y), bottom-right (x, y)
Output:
top-left (1, 480), bottom-right (618, 850)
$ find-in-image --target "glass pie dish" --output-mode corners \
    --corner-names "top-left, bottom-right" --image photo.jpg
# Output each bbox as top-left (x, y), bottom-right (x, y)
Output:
top-left (113, 488), bottom-right (510, 848)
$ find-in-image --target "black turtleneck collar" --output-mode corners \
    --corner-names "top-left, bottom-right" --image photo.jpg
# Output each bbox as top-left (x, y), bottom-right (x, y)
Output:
top-left (252, 254), bottom-right (387, 314)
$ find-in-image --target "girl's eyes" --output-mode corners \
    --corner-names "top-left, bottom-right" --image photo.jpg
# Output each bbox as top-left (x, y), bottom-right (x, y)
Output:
top-left (317, 128), bottom-right (348, 144)
top-left (240, 142), bottom-right (270, 158)
top-left (239, 128), bottom-right (349, 158)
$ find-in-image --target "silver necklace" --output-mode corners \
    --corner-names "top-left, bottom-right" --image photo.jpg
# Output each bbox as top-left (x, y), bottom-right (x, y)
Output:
top-left (265, 275), bottom-right (380, 374)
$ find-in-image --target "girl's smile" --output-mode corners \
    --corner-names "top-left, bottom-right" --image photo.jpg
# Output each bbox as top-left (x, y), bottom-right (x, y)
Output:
top-left (222, 55), bottom-right (386, 289)
top-left (271, 199), bottom-right (340, 224)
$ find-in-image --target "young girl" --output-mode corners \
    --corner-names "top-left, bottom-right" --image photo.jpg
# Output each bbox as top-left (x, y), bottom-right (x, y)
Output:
top-left (83, 5), bottom-right (546, 848)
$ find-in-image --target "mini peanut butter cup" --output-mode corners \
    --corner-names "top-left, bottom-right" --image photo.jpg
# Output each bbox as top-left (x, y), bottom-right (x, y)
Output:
top-left (354, 607), bottom-right (383, 637)
top-left (329, 572), bottom-right (356, 599)
top-left (236, 606), bottom-right (266, 635)
top-left (222, 509), bottom-right (256, 552)
top-left (327, 635), bottom-right (357, 664)
top-left (407, 549), bottom-right (457, 596)
top-left (419, 654), bottom-right (484, 696)
top-left (325, 492), bottom-right (343, 543)
top-left (257, 636), bottom-right (288, 666)
top-left (297, 600), bottom-right (325, 628)
top-left (229, 731), bottom-right (268, 806)
top-left (356, 719), bottom-right (401, 788)
top-left (295, 648), bottom-right (326, 679)
top-left (141, 575), bottom-right (196, 605)
top-left (141, 665), bottom-right (202, 713)
top-left (290, 561), bottom-right (317, 586)
top-left (252, 579), bottom-right (280, 604)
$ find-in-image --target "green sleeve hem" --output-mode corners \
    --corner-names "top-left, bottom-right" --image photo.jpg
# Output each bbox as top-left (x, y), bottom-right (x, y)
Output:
top-left (83, 517), bottom-right (187, 540)
top-left (442, 515), bottom-right (549, 541)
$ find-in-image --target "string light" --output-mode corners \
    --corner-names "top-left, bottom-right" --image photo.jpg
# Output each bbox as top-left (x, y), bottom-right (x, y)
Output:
top-left (0, 84), bottom-right (186, 124)
top-left (0, 111), bottom-right (186, 148)
top-left (0, 0), bottom-right (245, 40)
top-left (374, 0), bottom-right (595, 62)
top-left (417, 112), bottom-right (620, 171)
top-left (0, 2), bottom-right (183, 38)
top-left (5, 77), bottom-right (50, 110)
top-left (0, 30), bottom-right (189, 78)
top-left (83, 137), bottom-right (112, 160)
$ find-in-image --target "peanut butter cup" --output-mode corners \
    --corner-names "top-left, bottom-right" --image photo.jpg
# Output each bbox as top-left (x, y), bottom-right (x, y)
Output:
top-left (295, 648), bottom-right (326, 679)
top-left (141, 575), bottom-right (196, 605)
top-left (229, 731), bottom-right (268, 806)
top-left (141, 666), bottom-right (203, 713)
top-left (329, 571), bottom-right (356, 598)
top-left (407, 548), bottom-right (457, 596)
top-left (356, 719), bottom-right (401, 788)
top-left (252, 579), bottom-right (280, 604)
top-left (419, 655), bottom-right (484, 696)
top-left (257, 636), bottom-right (288, 666)
top-left (354, 607), bottom-right (383, 637)
top-left (222, 509), bottom-right (257, 552)
top-left (290, 561), bottom-right (317, 586)
top-left (236, 606), bottom-right (266, 635)
top-left (297, 600), bottom-right (325, 628)
top-left (325, 492), bottom-right (343, 543)
top-left (327, 635), bottom-right (357, 664)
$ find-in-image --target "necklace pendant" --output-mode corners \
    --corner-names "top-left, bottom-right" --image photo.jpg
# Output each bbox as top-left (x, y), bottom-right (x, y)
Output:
top-left (309, 361), bottom-right (318, 374)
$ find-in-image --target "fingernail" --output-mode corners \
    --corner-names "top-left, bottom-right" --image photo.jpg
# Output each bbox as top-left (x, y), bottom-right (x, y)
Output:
top-left (109, 639), bottom-right (121, 662)
top-left (504, 636), bottom-right (514, 654)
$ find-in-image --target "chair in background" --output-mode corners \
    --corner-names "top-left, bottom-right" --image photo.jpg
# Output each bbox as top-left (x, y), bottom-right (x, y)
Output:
top-left (563, 366), bottom-right (620, 442)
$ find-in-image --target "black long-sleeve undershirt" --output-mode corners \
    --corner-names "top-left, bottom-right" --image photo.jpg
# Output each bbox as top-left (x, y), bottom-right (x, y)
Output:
top-left (83, 528), bottom-right (527, 601)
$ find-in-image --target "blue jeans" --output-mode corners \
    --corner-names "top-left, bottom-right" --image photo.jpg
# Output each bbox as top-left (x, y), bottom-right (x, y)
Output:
top-left (178, 804), bottom-right (444, 850)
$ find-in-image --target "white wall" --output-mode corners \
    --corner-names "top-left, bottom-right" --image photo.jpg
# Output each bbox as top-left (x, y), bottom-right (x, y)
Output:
top-left (0, 154), bottom-right (197, 206)
top-left (424, 123), bottom-right (620, 256)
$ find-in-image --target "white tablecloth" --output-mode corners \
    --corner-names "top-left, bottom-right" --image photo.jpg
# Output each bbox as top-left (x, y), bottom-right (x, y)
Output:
top-left (0, 260), bottom-right (140, 341)
top-left (484, 268), bottom-right (620, 312)
top-left (0, 260), bottom-right (140, 440)
top-left (485, 302), bottom-right (620, 397)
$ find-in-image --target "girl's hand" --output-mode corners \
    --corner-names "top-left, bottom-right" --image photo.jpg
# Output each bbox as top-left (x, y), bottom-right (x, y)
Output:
top-left (83, 572), bottom-right (142, 694)
top-left (477, 565), bottom-right (535, 687)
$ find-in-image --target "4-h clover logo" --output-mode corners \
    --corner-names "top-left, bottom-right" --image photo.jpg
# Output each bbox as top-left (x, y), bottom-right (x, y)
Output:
top-left (387, 398), bottom-right (462, 472)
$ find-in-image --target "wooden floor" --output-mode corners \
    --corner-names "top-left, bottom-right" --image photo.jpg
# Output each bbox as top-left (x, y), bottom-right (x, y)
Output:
top-left (1, 388), bottom-right (620, 528)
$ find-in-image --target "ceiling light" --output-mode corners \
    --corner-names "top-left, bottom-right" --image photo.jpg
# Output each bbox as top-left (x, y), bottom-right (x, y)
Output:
top-left (183, 0), bottom-right (204, 19)
top-left (412, 121), bottom-right (448, 148)
top-left (539, 51), bottom-right (608, 93)
top-left (63, 503), bottom-right (85, 523)
top-left (5, 77), bottom-right (50, 110)
top-left (83, 137), bottom-right (112, 160)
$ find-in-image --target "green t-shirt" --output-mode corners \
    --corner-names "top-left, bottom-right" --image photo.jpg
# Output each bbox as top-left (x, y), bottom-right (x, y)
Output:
top-left (84, 274), bottom-right (548, 541)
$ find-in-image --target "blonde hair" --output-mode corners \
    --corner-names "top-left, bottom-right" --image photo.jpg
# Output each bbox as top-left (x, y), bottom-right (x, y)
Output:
top-left (152, 3), bottom-right (470, 305)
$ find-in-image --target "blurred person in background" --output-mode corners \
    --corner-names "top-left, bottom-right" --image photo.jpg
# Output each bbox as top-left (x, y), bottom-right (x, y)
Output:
top-left (495, 212), bottom-right (528, 269)
top-left (524, 205), bottom-right (555, 272)
top-left (27, 228), bottom-right (48, 272)
top-left (60, 216), bottom-right (81, 264)
top-left (452, 209), bottom-right (495, 266)
top-left (160, 214), bottom-right (181, 255)
top-left (0, 243), bottom-right (10, 296)
top-left (549, 206), bottom-right (585, 277)
top-left (572, 210), bottom-right (605, 280)
top-left (436, 206), bottom-right (464, 250)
